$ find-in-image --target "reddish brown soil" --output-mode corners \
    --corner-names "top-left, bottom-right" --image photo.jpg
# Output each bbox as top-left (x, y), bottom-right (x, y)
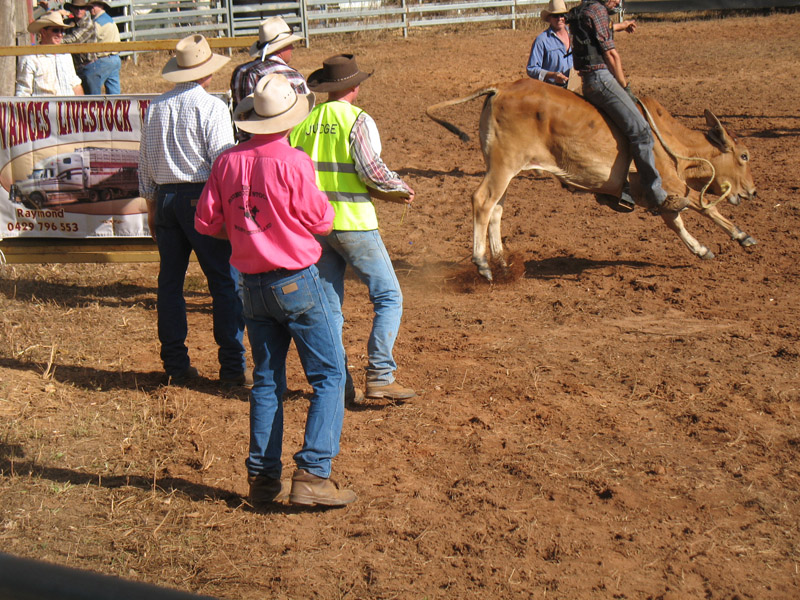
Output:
top-left (2, 11), bottom-right (800, 600)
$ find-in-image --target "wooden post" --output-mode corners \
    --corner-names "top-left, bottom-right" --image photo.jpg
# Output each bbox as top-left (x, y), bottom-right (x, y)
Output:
top-left (0, 0), bottom-right (19, 96)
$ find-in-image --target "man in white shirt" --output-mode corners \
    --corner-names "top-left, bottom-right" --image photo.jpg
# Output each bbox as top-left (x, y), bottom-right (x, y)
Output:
top-left (16, 12), bottom-right (84, 96)
top-left (138, 35), bottom-right (247, 387)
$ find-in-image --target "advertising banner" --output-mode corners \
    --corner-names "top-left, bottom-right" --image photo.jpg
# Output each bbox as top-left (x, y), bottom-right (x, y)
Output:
top-left (0, 94), bottom-right (156, 240)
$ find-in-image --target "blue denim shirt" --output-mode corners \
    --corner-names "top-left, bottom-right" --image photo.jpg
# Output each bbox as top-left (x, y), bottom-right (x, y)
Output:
top-left (526, 27), bottom-right (573, 85)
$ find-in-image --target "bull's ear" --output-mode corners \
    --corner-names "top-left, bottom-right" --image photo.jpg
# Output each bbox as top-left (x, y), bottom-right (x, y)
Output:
top-left (704, 109), bottom-right (735, 152)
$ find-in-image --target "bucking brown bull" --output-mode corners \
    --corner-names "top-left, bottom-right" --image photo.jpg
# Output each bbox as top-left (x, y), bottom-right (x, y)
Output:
top-left (426, 78), bottom-right (757, 281)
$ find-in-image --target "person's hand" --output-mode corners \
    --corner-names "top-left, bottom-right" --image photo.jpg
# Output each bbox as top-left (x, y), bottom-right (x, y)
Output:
top-left (619, 19), bottom-right (637, 34)
top-left (405, 188), bottom-right (415, 204)
top-left (624, 83), bottom-right (639, 104)
top-left (147, 202), bottom-right (157, 241)
top-left (553, 72), bottom-right (569, 85)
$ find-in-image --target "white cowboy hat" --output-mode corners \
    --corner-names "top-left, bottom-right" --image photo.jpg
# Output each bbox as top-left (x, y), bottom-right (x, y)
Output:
top-left (233, 73), bottom-right (315, 134)
top-left (541, 0), bottom-right (570, 21)
top-left (249, 16), bottom-right (304, 59)
top-left (161, 34), bottom-right (230, 83)
top-left (28, 11), bottom-right (75, 34)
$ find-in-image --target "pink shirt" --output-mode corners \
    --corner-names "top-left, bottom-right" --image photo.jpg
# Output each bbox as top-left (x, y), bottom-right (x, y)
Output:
top-left (195, 134), bottom-right (334, 274)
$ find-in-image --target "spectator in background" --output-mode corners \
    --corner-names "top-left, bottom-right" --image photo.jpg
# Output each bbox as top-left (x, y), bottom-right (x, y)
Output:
top-left (85, 1), bottom-right (121, 94)
top-left (16, 11), bottom-right (84, 96)
top-left (138, 34), bottom-right (247, 387)
top-left (526, 0), bottom-right (573, 87)
top-left (61, 0), bottom-right (100, 93)
top-left (33, 1), bottom-right (53, 19)
top-left (230, 16), bottom-right (308, 141)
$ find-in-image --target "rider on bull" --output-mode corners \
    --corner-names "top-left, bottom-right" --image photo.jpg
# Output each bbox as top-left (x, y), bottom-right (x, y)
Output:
top-left (570, 0), bottom-right (690, 215)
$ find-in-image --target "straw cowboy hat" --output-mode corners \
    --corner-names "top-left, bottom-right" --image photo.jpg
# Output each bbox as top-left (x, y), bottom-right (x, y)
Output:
top-left (306, 54), bottom-right (371, 93)
top-left (249, 16), bottom-right (304, 58)
top-left (541, 0), bottom-right (570, 20)
top-left (28, 11), bottom-right (75, 34)
top-left (161, 34), bottom-right (230, 83)
top-left (233, 73), bottom-right (315, 134)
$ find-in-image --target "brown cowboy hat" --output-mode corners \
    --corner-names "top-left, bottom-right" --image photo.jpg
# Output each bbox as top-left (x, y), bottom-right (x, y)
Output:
top-left (306, 54), bottom-right (371, 93)
top-left (28, 11), bottom-right (75, 34)
top-left (161, 34), bottom-right (230, 83)
top-left (249, 16), bottom-right (304, 58)
top-left (64, 0), bottom-right (91, 9)
top-left (233, 73), bottom-right (315, 134)
top-left (541, 0), bottom-right (570, 20)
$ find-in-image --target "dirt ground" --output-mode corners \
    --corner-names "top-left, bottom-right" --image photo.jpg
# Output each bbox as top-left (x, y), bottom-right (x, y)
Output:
top-left (2, 10), bottom-right (800, 600)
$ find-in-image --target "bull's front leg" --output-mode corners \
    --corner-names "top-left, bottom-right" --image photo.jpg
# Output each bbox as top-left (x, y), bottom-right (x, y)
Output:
top-left (696, 203), bottom-right (757, 248)
top-left (660, 211), bottom-right (715, 259)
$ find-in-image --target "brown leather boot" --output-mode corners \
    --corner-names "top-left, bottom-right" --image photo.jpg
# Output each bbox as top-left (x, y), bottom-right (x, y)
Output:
top-left (365, 380), bottom-right (416, 400)
top-left (289, 469), bottom-right (356, 507)
top-left (344, 386), bottom-right (365, 408)
top-left (656, 195), bottom-right (690, 214)
top-left (248, 474), bottom-right (287, 504)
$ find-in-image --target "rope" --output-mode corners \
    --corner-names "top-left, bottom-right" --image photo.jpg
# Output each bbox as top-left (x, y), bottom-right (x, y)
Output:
top-left (637, 99), bottom-right (731, 210)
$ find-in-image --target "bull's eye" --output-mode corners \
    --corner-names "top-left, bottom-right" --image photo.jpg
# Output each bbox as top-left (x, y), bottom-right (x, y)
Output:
top-left (740, 153), bottom-right (749, 162)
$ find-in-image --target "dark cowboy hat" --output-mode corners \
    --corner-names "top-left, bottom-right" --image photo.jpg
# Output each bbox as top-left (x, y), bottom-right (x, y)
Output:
top-left (306, 54), bottom-right (371, 93)
top-left (64, 0), bottom-right (91, 9)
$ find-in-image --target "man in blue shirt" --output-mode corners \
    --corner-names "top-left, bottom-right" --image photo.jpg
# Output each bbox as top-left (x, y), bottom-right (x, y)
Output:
top-left (526, 0), bottom-right (573, 87)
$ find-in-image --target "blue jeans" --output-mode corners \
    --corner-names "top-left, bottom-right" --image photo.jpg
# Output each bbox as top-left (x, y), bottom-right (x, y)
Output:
top-left (241, 265), bottom-right (345, 479)
top-left (154, 183), bottom-right (246, 379)
top-left (581, 68), bottom-right (667, 206)
top-left (79, 55), bottom-right (121, 95)
top-left (316, 229), bottom-right (402, 386)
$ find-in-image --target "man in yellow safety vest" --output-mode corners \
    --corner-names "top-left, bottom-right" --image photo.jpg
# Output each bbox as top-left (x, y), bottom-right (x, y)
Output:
top-left (290, 54), bottom-right (417, 404)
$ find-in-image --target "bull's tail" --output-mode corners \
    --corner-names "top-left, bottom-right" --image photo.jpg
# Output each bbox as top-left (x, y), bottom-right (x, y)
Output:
top-left (425, 86), bottom-right (500, 143)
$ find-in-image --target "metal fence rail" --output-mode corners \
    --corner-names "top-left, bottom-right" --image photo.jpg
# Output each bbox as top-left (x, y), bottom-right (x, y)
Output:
top-left (98, 0), bottom-right (800, 47)
top-left (106, 0), bottom-right (551, 44)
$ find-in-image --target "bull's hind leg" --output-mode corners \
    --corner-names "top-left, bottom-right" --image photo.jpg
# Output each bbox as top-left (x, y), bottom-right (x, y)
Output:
top-left (488, 195), bottom-right (507, 268)
top-left (472, 168), bottom-right (515, 281)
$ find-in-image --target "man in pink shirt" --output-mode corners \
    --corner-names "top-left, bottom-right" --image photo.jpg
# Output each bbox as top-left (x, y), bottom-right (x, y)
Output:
top-left (195, 74), bottom-right (356, 508)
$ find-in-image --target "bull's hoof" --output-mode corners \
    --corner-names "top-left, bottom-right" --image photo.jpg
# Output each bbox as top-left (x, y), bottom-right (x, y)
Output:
top-left (477, 266), bottom-right (493, 282)
top-left (739, 235), bottom-right (757, 247)
top-left (700, 248), bottom-right (715, 260)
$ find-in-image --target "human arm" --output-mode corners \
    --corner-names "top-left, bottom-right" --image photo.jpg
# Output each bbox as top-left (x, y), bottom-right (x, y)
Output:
top-left (194, 166), bottom-right (227, 238)
top-left (350, 113), bottom-right (415, 204)
top-left (15, 57), bottom-right (34, 97)
top-left (613, 20), bottom-right (636, 34)
top-left (205, 99), bottom-right (236, 164)
top-left (293, 150), bottom-right (336, 234)
top-left (137, 115), bottom-right (158, 206)
top-left (146, 200), bottom-right (157, 241)
top-left (73, 84), bottom-right (84, 95)
top-left (602, 48), bottom-right (626, 87)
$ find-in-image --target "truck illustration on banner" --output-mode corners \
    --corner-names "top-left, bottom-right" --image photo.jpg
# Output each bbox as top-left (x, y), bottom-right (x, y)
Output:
top-left (10, 147), bottom-right (139, 209)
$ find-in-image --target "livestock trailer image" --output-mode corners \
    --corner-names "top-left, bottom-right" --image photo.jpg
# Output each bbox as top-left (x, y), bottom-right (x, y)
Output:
top-left (10, 147), bottom-right (139, 209)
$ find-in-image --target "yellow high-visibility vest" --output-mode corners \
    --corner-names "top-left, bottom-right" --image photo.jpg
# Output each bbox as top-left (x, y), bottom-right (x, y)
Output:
top-left (290, 101), bottom-right (378, 231)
